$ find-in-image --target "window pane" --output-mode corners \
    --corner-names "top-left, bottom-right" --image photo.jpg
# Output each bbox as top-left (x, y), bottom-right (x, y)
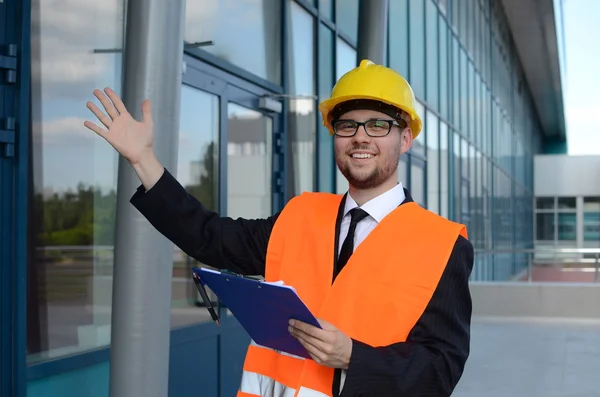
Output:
top-left (536, 197), bottom-right (554, 210)
top-left (288, 1), bottom-right (316, 195)
top-left (412, 101), bottom-right (426, 157)
top-left (411, 161), bottom-right (425, 206)
top-left (583, 198), bottom-right (600, 242)
top-left (319, 0), bottom-right (334, 20)
top-left (335, 38), bottom-right (357, 194)
top-left (438, 0), bottom-right (447, 15)
top-left (172, 85), bottom-right (220, 328)
top-left (389, 0), bottom-right (409, 78)
top-left (228, 104), bottom-right (273, 219)
top-left (440, 122), bottom-right (449, 218)
top-left (427, 112), bottom-right (440, 214)
top-left (557, 197), bottom-right (576, 209)
top-left (426, 0), bottom-right (439, 109)
top-left (460, 49), bottom-right (468, 133)
top-left (452, 36), bottom-right (460, 125)
top-left (583, 213), bottom-right (600, 242)
top-left (409, 0), bottom-right (425, 98)
top-left (27, 0), bottom-right (124, 363)
top-left (318, 24), bottom-right (335, 192)
top-left (398, 156), bottom-right (408, 189)
top-left (185, 0), bottom-right (282, 83)
top-left (452, 131), bottom-right (461, 221)
top-left (557, 213), bottom-right (576, 241)
top-left (536, 213), bottom-right (555, 241)
top-left (584, 197), bottom-right (600, 212)
top-left (439, 15), bottom-right (449, 119)
top-left (336, 0), bottom-right (359, 42)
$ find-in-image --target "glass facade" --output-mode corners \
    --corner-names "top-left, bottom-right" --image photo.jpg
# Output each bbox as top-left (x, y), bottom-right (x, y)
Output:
top-left (24, 0), bottom-right (549, 378)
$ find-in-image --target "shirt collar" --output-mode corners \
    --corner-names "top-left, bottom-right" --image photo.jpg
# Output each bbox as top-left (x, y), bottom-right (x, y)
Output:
top-left (343, 183), bottom-right (406, 223)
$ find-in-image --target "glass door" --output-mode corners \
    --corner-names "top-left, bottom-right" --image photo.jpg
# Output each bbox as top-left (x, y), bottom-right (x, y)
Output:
top-left (167, 58), bottom-right (282, 397)
top-left (170, 59), bottom-right (282, 329)
top-left (225, 89), bottom-right (274, 220)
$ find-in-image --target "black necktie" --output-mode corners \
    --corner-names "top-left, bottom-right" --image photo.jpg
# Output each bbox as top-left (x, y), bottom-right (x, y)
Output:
top-left (336, 208), bottom-right (369, 272)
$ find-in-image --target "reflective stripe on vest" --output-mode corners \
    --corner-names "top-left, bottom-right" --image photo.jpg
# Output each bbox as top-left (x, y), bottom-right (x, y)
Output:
top-left (238, 192), bottom-right (467, 396)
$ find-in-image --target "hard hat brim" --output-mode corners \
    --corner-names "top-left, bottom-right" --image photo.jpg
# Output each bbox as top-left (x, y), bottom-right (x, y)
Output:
top-left (318, 94), bottom-right (422, 138)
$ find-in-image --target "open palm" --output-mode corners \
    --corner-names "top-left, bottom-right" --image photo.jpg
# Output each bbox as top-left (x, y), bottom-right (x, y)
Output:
top-left (84, 88), bottom-right (154, 165)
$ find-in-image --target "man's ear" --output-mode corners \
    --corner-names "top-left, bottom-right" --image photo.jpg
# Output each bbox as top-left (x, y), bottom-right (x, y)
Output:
top-left (400, 128), bottom-right (413, 153)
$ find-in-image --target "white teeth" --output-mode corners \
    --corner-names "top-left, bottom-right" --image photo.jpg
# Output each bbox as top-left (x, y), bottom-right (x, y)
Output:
top-left (352, 153), bottom-right (374, 159)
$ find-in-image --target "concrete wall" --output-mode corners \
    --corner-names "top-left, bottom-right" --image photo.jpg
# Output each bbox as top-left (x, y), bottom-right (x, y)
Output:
top-left (534, 154), bottom-right (600, 197)
top-left (470, 282), bottom-right (600, 318)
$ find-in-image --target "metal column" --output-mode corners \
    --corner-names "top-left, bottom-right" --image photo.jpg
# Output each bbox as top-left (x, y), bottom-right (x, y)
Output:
top-left (357, 0), bottom-right (389, 65)
top-left (110, 0), bottom-right (185, 396)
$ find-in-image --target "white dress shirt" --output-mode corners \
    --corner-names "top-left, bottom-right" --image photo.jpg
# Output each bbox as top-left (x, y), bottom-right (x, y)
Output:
top-left (337, 182), bottom-right (406, 391)
top-left (338, 182), bottom-right (406, 256)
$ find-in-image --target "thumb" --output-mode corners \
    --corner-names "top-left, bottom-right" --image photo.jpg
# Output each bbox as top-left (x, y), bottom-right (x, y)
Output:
top-left (141, 99), bottom-right (153, 124)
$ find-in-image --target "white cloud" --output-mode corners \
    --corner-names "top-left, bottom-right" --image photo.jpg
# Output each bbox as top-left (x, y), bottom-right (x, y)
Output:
top-left (31, 0), bottom-right (124, 99)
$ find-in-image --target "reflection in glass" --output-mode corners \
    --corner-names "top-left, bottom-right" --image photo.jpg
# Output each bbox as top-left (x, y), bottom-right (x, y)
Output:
top-left (584, 197), bottom-right (600, 243)
top-left (426, 112), bottom-right (439, 214)
top-left (439, 15), bottom-right (449, 119)
top-left (440, 122), bottom-right (449, 218)
top-left (409, 0), bottom-right (425, 98)
top-left (319, 0), bottom-right (334, 20)
top-left (411, 162), bottom-right (425, 206)
top-left (411, 101), bottom-right (426, 156)
top-left (335, 0), bottom-right (359, 42)
top-left (389, 0), bottom-right (409, 78)
top-left (557, 213), bottom-right (576, 241)
top-left (27, 0), bottom-right (125, 363)
top-left (426, 0), bottom-right (439, 109)
top-left (318, 23), bottom-right (335, 192)
top-left (171, 85), bottom-right (219, 328)
top-left (288, 1), bottom-right (316, 196)
top-left (335, 38), bottom-right (357, 194)
top-left (184, 0), bottom-right (281, 84)
top-left (227, 103), bottom-right (273, 220)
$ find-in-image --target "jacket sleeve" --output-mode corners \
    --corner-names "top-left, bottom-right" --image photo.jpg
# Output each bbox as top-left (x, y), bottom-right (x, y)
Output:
top-left (341, 235), bottom-right (474, 397)
top-left (129, 168), bottom-right (278, 276)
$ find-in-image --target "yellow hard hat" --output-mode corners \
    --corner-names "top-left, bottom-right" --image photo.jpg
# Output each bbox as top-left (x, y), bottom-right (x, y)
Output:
top-left (318, 59), bottom-right (422, 138)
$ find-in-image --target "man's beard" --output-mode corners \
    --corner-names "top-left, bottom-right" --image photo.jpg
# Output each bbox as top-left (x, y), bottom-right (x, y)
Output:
top-left (336, 151), bottom-right (401, 190)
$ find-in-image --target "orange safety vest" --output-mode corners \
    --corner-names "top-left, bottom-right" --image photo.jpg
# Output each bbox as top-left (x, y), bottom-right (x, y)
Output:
top-left (237, 192), bottom-right (467, 397)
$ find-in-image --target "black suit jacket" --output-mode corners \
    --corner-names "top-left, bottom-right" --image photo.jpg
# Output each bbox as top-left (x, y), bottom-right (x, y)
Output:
top-left (131, 169), bottom-right (474, 397)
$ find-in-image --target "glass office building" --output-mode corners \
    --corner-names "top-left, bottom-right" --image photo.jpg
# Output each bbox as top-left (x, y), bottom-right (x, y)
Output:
top-left (0, 0), bottom-right (566, 396)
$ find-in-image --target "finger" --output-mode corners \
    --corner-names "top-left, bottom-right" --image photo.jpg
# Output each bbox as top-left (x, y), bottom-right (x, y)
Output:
top-left (141, 99), bottom-right (152, 124)
top-left (94, 89), bottom-right (119, 120)
top-left (290, 320), bottom-right (326, 339)
top-left (294, 334), bottom-right (328, 364)
top-left (104, 87), bottom-right (128, 115)
top-left (86, 101), bottom-right (113, 129)
top-left (290, 326), bottom-right (331, 354)
top-left (83, 120), bottom-right (108, 139)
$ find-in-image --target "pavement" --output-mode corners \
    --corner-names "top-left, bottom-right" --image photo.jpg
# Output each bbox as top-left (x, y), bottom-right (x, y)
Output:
top-left (453, 316), bottom-right (600, 397)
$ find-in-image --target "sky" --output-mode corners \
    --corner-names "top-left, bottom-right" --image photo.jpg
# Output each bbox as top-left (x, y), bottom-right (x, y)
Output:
top-left (562, 0), bottom-right (600, 155)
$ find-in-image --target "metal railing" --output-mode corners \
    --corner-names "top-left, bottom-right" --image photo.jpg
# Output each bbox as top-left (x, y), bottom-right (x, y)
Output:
top-left (472, 247), bottom-right (600, 283)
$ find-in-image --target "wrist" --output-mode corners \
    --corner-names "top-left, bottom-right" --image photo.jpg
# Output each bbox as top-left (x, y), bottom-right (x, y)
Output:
top-left (341, 338), bottom-right (353, 369)
top-left (131, 149), bottom-right (164, 191)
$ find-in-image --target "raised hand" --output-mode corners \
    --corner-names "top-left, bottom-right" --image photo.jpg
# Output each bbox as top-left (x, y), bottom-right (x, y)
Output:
top-left (84, 88), bottom-right (164, 190)
top-left (84, 88), bottom-right (154, 166)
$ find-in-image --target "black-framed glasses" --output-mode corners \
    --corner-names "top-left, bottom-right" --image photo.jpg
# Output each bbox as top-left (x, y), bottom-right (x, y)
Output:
top-left (332, 119), bottom-right (405, 137)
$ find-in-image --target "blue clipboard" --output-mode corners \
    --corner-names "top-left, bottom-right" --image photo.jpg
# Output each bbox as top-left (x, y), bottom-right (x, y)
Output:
top-left (192, 267), bottom-right (321, 359)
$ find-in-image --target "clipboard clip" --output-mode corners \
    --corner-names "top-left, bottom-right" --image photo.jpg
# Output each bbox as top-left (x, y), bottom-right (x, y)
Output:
top-left (192, 271), bottom-right (220, 326)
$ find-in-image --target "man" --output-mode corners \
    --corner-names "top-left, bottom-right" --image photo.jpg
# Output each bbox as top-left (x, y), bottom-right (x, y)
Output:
top-left (84, 59), bottom-right (473, 396)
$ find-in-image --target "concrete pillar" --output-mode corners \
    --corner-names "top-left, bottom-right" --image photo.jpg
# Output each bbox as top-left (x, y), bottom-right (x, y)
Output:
top-left (109, 0), bottom-right (185, 396)
top-left (357, 0), bottom-right (389, 65)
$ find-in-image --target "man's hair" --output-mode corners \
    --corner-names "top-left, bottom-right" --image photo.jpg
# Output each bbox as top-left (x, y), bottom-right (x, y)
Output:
top-left (329, 99), bottom-right (410, 128)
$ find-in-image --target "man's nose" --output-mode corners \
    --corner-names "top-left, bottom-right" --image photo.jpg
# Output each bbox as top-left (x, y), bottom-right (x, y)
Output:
top-left (352, 124), bottom-right (372, 143)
